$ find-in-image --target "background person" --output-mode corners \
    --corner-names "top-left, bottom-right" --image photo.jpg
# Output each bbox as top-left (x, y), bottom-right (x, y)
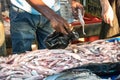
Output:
top-left (99, 0), bottom-right (120, 39)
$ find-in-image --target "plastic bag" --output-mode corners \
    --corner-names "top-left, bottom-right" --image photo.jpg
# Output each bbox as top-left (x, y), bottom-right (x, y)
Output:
top-left (44, 69), bottom-right (109, 80)
top-left (70, 62), bottom-right (120, 76)
top-left (44, 30), bottom-right (79, 49)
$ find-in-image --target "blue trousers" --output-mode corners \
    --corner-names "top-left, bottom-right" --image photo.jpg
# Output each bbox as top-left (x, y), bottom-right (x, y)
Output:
top-left (9, 5), bottom-right (56, 54)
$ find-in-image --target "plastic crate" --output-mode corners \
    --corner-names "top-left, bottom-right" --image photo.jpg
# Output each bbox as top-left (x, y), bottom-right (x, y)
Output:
top-left (106, 37), bottom-right (120, 42)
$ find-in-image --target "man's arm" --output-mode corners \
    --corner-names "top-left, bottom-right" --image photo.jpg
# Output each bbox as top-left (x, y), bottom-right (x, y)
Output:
top-left (26, 0), bottom-right (70, 34)
top-left (26, 0), bottom-right (57, 21)
top-left (100, 0), bottom-right (110, 8)
top-left (26, 0), bottom-right (84, 34)
top-left (100, 0), bottom-right (114, 27)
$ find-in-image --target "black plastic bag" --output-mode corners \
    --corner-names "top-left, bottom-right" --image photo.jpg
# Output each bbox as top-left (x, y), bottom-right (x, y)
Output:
top-left (44, 31), bottom-right (79, 49)
top-left (44, 31), bottom-right (70, 49)
top-left (67, 62), bottom-right (120, 76)
top-left (44, 69), bottom-right (104, 80)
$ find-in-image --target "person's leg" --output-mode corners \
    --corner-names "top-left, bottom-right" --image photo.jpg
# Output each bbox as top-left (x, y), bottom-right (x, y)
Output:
top-left (36, 16), bottom-right (54, 49)
top-left (9, 5), bottom-right (36, 54)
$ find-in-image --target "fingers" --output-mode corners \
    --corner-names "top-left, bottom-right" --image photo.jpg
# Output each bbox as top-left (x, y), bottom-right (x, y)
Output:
top-left (103, 15), bottom-right (113, 27)
top-left (50, 13), bottom-right (72, 34)
top-left (71, 1), bottom-right (84, 19)
top-left (69, 24), bottom-right (73, 30)
top-left (109, 20), bottom-right (113, 27)
top-left (107, 18), bottom-right (113, 27)
top-left (72, 7), bottom-right (84, 20)
top-left (101, 4), bottom-right (114, 27)
top-left (55, 22), bottom-right (71, 35)
top-left (72, 7), bottom-right (79, 19)
top-left (63, 23), bottom-right (72, 34)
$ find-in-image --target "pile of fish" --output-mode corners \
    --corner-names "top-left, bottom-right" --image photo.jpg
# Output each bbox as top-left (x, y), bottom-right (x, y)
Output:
top-left (0, 39), bottom-right (120, 79)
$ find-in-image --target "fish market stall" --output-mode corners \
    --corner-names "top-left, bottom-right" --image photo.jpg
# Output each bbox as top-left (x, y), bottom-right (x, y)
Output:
top-left (1, 0), bottom-right (120, 80)
top-left (0, 37), bottom-right (120, 79)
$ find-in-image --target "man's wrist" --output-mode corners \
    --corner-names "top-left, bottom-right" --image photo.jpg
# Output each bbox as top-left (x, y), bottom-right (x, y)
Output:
top-left (100, 0), bottom-right (110, 8)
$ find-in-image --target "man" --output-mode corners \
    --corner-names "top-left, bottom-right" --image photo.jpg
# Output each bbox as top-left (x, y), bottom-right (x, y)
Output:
top-left (99, 0), bottom-right (120, 38)
top-left (10, 0), bottom-right (84, 54)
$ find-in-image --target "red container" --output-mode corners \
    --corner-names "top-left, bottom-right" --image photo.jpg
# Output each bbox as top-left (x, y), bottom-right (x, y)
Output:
top-left (71, 13), bottom-right (101, 43)
top-left (85, 36), bottom-right (99, 42)
top-left (71, 13), bottom-right (102, 26)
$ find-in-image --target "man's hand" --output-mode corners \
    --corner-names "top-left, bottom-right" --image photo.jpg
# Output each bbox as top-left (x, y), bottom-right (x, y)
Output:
top-left (50, 14), bottom-right (71, 35)
top-left (71, 0), bottom-right (84, 20)
top-left (101, 5), bottom-right (114, 27)
top-left (100, 0), bottom-right (114, 27)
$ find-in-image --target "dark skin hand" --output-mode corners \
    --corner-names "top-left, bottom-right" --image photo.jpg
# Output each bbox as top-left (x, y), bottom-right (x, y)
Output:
top-left (26, 0), bottom-right (70, 34)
